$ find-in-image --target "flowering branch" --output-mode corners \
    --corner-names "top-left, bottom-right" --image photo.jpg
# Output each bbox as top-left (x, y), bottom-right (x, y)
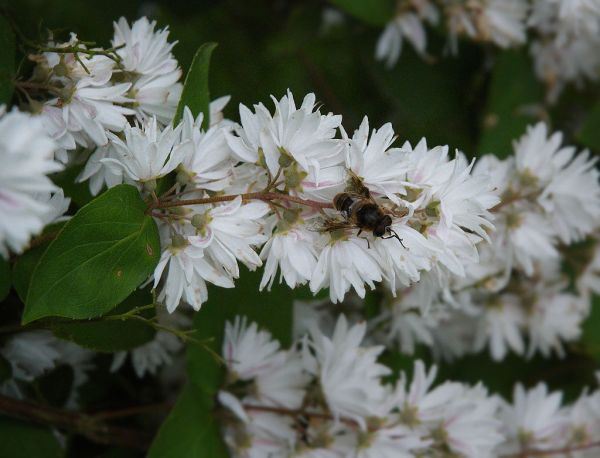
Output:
top-left (241, 403), bottom-right (359, 428)
top-left (0, 394), bottom-right (150, 450)
top-left (151, 191), bottom-right (334, 211)
top-left (510, 440), bottom-right (600, 457)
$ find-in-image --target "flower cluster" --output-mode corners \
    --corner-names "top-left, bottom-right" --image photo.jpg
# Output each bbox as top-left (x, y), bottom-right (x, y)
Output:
top-left (217, 314), bottom-right (600, 457)
top-left (0, 107), bottom-right (66, 257)
top-left (0, 331), bottom-right (94, 407)
top-left (145, 101), bottom-right (498, 312)
top-left (374, 0), bottom-right (600, 100)
top-left (301, 122), bottom-right (600, 362)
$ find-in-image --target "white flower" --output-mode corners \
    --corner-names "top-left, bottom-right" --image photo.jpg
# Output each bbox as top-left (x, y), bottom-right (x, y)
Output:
top-left (0, 108), bottom-right (63, 257)
top-left (479, 0), bottom-right (528, 48)
top-left (539, 146), bottom-right (600, 244)
top-left (39, 35), bottom-right (135, 148)
top-left (374, 221), bottom-right (436, 292)
top-left (259, 223), bottom-right (319, 290)
top-left (439, 384), bottom-right (503, 458)
top-left (432, 153), bottom-right (498, 240)
top-left (223, 316), bottom-right (283, 381)
top-left (178, 106), bottom-right (233, 191)
top-left (77, 143), bottom-right (126, 195)
top-left (343, 117), bottom-right (409, 201)
top-left (474, 294), bottom-right (526, 360)
top-left (566, 391), bottom-right (600, 453)
top-left (379, 297), bottom-right (437, 355)
top-left (502, 210), bottom-right (559, 276)
top-left (153, 233), bottom-right (234, 312)
top-left (578, 243), bottom-right (600, 296)
top-left (501, 383), bottom-right (568, 452)
top-left (395, 360), bottom-right (464, 424)
top-left (376, 3), bottom-right (439, 67)
top-left (304, 315), bottom-right (391, 429)
top-left (254, 350), bottom-right (309, 409)
top-left (309, 235), bottom-right (385, 303)
top-left (111, 330), bottom-right (182, 378)
top-left (220, 408), bottom-right (297, 458)
top-left (357, 423), bottom-right (427, 458)
top-left (193, 197), bottom-right (270, 278)
top-left (1, 331), bottom-right (61, 382)
top-left (112, 17), bottom-right (182, 123)
top-left (226, 91), bottom-right (344, 177)
top-left (445, 0), bottom-right (528, 51)
top-left (1, 331), bottom-right (94, 406)
top-left (528, 291), bottom-right (588, 358)
top-left (103, 117), bottom-right (193, 184)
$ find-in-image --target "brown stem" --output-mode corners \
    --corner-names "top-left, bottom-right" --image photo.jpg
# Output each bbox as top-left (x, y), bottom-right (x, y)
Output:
top-left (0, 394), bottom-right (150, 450)
top-left (91, 402), bottom-right (173, 421)
top-left (509, 440), bottom-right (600, 457)
top-left (14, 81), bottom-right (62, 97)
top-left (152, 192), bottom-right (333, 210)
top-left (242, 403), bottom-right (358, 428)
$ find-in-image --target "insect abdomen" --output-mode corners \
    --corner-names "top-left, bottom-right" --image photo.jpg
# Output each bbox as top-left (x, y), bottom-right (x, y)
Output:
top-left (333, 193), bottom-right (355, 216)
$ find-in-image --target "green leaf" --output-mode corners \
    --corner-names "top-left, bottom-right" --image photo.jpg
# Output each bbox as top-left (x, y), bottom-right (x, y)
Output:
top-left (148, 384), bottom-right (227, 458)
top-left (478, 50), bottom-right (544, 158)
top-left (51, 288), bottom-right (156, 352)
top-left (12, 222), bottom-right (65, 303)
top-left (578, 100), bottom-right (600, 152)
top-left (23, 184), bottom-right (160, 323)
top-left (187, 268), bottom-right (293, 396)
top-left (0, 256), bottom-right (10, 301)
top-left (0, 417), bottom-right (63, 458)
top-left (0, 15), bottom-right (15, 104)
top-left (173, 42), bottom-right (218, 128)
top-left (329, 0), bottom-right (394, 26)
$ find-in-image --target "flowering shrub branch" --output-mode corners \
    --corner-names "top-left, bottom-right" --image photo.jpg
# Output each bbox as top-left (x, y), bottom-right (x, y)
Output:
top-left (1, 6), bottom-right (600, 457)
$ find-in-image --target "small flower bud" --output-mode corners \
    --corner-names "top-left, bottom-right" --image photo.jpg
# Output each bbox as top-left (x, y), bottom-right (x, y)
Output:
top-left (53, 57), bottom-right (69, 77)
top-left (257, 147), bottom-right (268, 170)
top-left (278, 148), bottom-right (293, 168)
top-left (170, 233), bottom-right (187, 248)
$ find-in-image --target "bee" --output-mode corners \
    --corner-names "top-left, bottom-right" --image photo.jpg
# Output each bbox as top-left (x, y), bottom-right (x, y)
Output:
top-left (322, 171), bottom-right (405, 247)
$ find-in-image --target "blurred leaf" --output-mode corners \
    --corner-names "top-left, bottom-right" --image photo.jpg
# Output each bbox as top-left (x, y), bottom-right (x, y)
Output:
top-left (148, 384), bottom-right (227, 458)
top-left (368, 43), bottom-right (479, 152)
top-left (0, 256), bottom-right (10, 301)
top-left (329, 0), bottom-right (394, 26)
top-left (51, 288), bottom-right (156, 352)
top-left (0, 417), bottom-right (63, 458)
top-left (23, 185), bottom-right (160, 323)
top-left (437, 349), bottom-right (596, 403)
top-left (0, 354), bottom-right (12, 383)
top-left (578, 100), bottom-right (600, 152)
top-left (35, 364), bottom-right (74, 407)
top-left (582, 295), bottom-right (600, 363)
top-left (478, 50), bottom-right (544, 157)
top-left (173, 42), bottom-right (217, 127)
top-left (12, 222), bottom-right (65, 303)
top-left (187, 268), bottom-right (293, 396)
top-left (0, 15), bottom-right (15, 104)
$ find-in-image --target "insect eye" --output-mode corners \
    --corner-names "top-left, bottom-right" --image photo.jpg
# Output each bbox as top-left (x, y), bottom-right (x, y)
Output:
top-left (373, 225), bottom-right (386, 237)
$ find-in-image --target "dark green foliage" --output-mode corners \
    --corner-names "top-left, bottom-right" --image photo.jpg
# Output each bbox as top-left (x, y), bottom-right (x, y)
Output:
top-left (23, 185), bottom-right (160, 323)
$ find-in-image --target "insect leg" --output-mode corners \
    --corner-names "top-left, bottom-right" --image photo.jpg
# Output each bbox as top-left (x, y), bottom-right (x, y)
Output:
top-left (383, 230), bottom-right (407, 249)
top-left (359, 236), bottom-right (371, 249)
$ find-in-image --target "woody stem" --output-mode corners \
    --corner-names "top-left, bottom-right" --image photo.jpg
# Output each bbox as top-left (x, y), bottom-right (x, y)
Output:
top-left (151, 192), bottom-right (334, 210)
